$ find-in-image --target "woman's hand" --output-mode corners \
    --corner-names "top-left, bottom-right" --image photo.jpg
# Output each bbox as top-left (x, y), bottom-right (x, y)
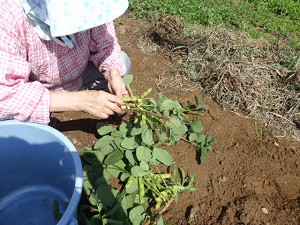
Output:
top-left (50, 90), bottom-right (124, 119)
top-left (107, 68), bottom-right (130, 98)
top-left (78, 90), bottom-right (124, 119)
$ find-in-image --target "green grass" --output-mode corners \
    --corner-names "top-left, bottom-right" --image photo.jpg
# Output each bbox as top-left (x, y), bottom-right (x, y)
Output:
top-left (129, 0), bottom-right (300, 49)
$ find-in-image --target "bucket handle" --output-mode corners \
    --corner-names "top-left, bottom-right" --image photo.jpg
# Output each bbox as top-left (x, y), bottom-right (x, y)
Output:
top-left (69, 217), bottom-right (78, 225)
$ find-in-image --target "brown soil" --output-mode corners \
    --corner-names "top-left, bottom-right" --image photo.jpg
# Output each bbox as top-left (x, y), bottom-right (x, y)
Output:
top-left (50, 13), bottom-right (300, 225)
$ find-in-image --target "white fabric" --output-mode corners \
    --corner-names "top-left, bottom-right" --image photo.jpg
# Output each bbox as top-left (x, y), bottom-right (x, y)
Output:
top-left (20, 0), bottom-right (129, 40)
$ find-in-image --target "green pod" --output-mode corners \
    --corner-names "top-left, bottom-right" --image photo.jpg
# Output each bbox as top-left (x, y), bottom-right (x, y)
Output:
top-left (159, 173), bottom-right (172, 179)
top-left (139, 177), bottom-right (145, 197)
top-left (155, 198), bottom-right (162, 210)
top-left (134, 118), bottom-right (139, 124)
top-left (122, 97), bottom-right (138, 102)
top-left (141, 88), bottom-right (153, 98)
top-left (159, 191), bottom-right (169, 201)
top-left (125, 175), bottom-right (135, 189)
top-left (141, 114), bottom-right (147, 126)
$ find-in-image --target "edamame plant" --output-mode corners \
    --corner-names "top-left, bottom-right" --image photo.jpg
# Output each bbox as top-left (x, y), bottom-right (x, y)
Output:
top-left (79, 75), bottom-right (214, 225)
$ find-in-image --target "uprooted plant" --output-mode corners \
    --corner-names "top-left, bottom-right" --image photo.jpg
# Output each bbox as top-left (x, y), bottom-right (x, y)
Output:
top-left (79, 75), bottom-right (214, 225)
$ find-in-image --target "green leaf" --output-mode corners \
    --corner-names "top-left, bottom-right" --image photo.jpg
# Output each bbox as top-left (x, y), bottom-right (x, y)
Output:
top-left (157, 216), bottom-right (164, 225)
top-left (189, 133), bottom-right (200, 142)
top-left (186, 187), bottom-right (198, 191)
top-left (200, 148), bottom-right (207, 164)
top-left (196, 135), bottom-right (206, 144)
top-left (141, 126), bottom-right (154, 146)
top-left (106, 161), bottom-right (125, 178)
top-left (159, 99), bottom-right (182, 112)
top-left (122, 74), bottom-right (134, 86)
top-left (195, 104), bottom-right (207, 110)
top-left (140, 161), bottom-right (149, 171)
top-left (112, 130), bottom-right (126, 138)
top-left (207, 145), bottom-right (213, 151)
top-left (156, 131), bottom-right (167, 143)
top-left (194, 95), bottom-right (199, 106)
top-left (188, 120), bottom-right (204, 133)
top-left (103, 150), bottom-right (123, 165)
top-left (207, 136), bottom-right (215, 144)
top-left (121, 194), bottom-right (135, 214)
top-left (113, 137), bottom-right (124, 150)
top-left (121, 137), bottom-right (139, 150)
top-left (96, 122), bottom-right (116, 136)
top-left (104, 191), bottom-right (127, 218)
top-left (129, 206), bottom-right (145, 225)
top-left (84, 147), bottom-right (93, 151)
top-left (147, 98), bottom-right (157, 107)
top-left (166, 116), bottom-right (188, 136)
top-left (120, 172), bottom-right (130, 182)
top-left (53, 200), bottom-right (60, 221)
top-left (187, 176), bottom-right (195, 187)
top-left (187, 100), bottom-right (191, 109)
top-left (90, 215), bottom-right (102, 225)
top-left (100, 144), bottom-right (115, 155)
top-left (96, 178), bottom-right (118, 208)
top-left (131, 166), bottom-right (147, 177)
top-left (136, 146), bottom-right (152, 162)
top-left (82, 151), bottom-right (105, 164)
top-left (94, 136), bottom-right (113, 149)
top-left (131, 124), bottom-right (146, 136)
top-left (88, 193), bottom-right (98, 206)
top-left (125, 150), bottom-right (136, 165)
top-left (83, 170), bottom-right (93, 195)
top-left (180, 167), bottom-right (186, 183)
top-left (153, 148), bottom-right (173, 166)
top-left (89, 169), bottom-right (104, 187)
top-left (149, 158), bottom-right (161, 166)
top-left (170, 133), bottom-right (182, 142)
top-left (126, 177), bottom-right (138, 194)
top-left (119, 122), bottom-right (132, 137)
top-left (103, 218), bottom-right (124, 225)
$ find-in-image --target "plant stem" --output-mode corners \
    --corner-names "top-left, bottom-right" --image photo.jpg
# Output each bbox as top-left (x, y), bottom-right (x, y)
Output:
top-left (143, 197), bottom-right (175, 225)
top-left (181, 137), bottom-right (197, 146)
top-left (126, 84), bottom-right (134, 97)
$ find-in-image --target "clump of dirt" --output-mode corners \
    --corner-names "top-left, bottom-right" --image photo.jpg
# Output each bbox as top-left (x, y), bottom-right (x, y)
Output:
top-left (146, 14), bottom-right (300, 140)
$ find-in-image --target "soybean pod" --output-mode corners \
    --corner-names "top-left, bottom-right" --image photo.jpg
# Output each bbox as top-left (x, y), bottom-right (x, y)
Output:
top-left (139, 177), bottom-right (145, 197)
top-left (141, 88), bottom-right (153, 98)
top-left (125, 175), bottom-right (135, 189)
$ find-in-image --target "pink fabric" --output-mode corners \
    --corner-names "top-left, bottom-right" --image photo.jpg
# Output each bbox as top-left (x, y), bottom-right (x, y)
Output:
top-left (0, 0), bottom-right (126, 124)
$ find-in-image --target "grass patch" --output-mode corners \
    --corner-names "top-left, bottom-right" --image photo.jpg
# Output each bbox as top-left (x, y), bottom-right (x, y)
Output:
top-left (129, 0), bottom-right (300, 48)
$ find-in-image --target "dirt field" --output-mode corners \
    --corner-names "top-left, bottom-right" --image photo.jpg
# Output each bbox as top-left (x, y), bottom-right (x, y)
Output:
top-left (50, 14), bottom-right (300, 225)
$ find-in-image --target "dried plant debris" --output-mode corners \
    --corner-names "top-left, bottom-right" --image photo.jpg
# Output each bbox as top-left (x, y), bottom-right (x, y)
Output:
top-left (147, 14), bottom-right (299, 139)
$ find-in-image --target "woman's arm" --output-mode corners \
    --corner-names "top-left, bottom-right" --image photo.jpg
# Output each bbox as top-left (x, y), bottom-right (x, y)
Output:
top-left (89, 21), bottom-right (127, 77)
top-left (50, 90), bottom-right (124, 119)
top-left (0, 4), bottom-right (51, 123)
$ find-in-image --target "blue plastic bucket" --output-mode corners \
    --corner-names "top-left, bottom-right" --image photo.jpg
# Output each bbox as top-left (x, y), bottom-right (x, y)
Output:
top-left (0, 120), bottom-right (83, 225)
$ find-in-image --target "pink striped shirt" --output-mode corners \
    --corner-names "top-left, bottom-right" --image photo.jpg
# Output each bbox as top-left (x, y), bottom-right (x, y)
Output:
top-left (0, 0), bottom-right (126, 124)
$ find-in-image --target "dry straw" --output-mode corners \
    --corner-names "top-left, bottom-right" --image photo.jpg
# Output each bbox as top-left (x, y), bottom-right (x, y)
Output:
top-left (147, 14), bottom-right (299, 139)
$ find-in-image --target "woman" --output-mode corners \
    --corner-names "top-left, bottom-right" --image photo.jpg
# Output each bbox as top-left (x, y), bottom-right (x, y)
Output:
top-left (0, 0), bottom-right (131, 124)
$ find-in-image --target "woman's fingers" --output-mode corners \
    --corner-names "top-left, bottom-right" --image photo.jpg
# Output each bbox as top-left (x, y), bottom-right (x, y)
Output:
top-left (104, 101), bottom-right (123, 115)
top-left (106, 92), bottom-right (124, 106)
top-left (77, 90), bottom-right (125, 119)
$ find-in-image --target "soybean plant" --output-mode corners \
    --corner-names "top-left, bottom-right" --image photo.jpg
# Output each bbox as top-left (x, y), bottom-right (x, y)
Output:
top-left (79, 75), bottom-right (214, 225)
